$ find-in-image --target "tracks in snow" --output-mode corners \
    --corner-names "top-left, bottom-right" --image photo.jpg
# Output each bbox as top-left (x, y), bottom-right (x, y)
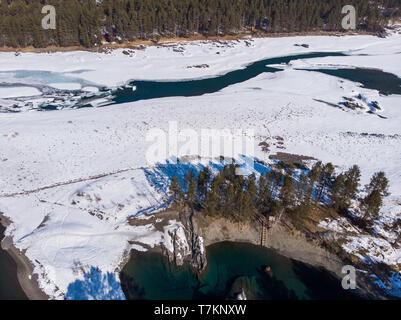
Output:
top-left (0, 166), bottom-right (147, 198)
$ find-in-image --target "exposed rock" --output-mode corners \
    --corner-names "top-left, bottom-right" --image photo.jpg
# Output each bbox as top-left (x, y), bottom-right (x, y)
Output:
top-left (173, 47), bottom-right (185, 53)
top-left (99, 47), bottom-right (113, 54)
top-left (156, 207), bottom-right (389, 299)
top-left (192, 211), bottom-right (261, 247)
top-left (343, 101), bottom-right (364, 110)
top-left (160, 210), bottom-right (207, 272)
top-left (264, 265), bottom-right (273, 278)
top-left (294, 43), bottom-right (310, 48)
top-left (343, 96), bottom-right (355, 102)
top-left (122, 49), bottom-right (135, 56)
top-left (190, 234), bottom-right (207, 271)
top-left (371, 101), bottom-right (381, 110)
top-left (235, 288), bottom-right (247, 300)
top-left (376, 30), bottom-right (388, 38)
top-left (258, 141), bottom-right (270, 153)
top-left (161, 222), bottom-right (190, 266)
top-left (132, 44), bottom-right (146, 50)
top-left (187, 64), bottom-right (210, 69)
top-left (266, 216), bottom-right (389, 299)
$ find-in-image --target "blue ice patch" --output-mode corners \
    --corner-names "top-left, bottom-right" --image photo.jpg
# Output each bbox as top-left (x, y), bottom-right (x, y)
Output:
top-left (65, 266), bottom-right (126, 300)
top-left (373, 271), bottom-right (401, 298)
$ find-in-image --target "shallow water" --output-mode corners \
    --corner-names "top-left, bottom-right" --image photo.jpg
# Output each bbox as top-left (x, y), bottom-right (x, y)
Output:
top-left (3, 52), bottom-right (400, 112)
top-left (305, 68), bottom-right (401, 95)
top-left (120, 241), bottom-right (359, 300)
top-left (0, 224), bottom-right (28, 300)
top-left (112, 52), bottom-right (347, 104)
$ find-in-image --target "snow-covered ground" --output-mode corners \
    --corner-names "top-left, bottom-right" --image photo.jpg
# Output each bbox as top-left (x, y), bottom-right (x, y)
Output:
top-left (0, 86), bottom-right (41, 98)
top-left (0, 29), bottom-right (400, 299)
top-left (1, 31), bottom-right (401, 88)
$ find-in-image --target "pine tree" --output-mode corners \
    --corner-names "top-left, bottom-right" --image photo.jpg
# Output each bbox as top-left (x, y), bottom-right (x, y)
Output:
top-left (295, 172), bottom-right (310, 205)
top-left (344, 165), bottom-right (361, 202)
top-left (331, 173), bottom-right (346, 211)
top-left (205, 177), bottom-right (219, 216)
top-left (197, 167), bottom-right (210, 203)
top-left (0, 0), bottom-right (396, 48)
top-left (185, 170), bottom-right (197, 208)
top-left (280, 171), bottom-right (295, 208)
top-left (224, 183), bottom-right (236, 217)
top-left (257, 173), bottom-right (273, 216)
top-left (170, 175), bottom-right (183, 206)
top-left (365, 171), bottom-right (390, 197)
top-left (330, 165), bottom-right (361, 212)
top-left (246, 173), bottom-right (257, 205)
top-left (316, 163), bottom-right (334, 203)
top-left (362, 171), bottom-right (390, 221)
top-left (308, 161), bottom-right (323, 202)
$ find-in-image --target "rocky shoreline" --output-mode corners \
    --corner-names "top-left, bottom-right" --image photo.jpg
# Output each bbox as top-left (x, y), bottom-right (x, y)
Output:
top-left (0, 214), bottom-right (49, 300)
top-left (153, 208), bottom-right (389, 299)
top-left (0, 204), bottom-right (391, 300)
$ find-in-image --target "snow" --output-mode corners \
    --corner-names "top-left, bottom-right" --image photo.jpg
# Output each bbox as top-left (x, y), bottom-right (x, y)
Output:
top-left (0, 30), bottom-right (400, 299)
top-left (48, 83), bottom-right (81, 91)
top-left (0, 86), bottom-right (41, 98)
top-left (0, 30), bottom-right (400, 90)
top-left (318, 217), bottom-right (360, 235)
top-left (82, 86), bottom-right (99, 93)
top-left (373, 271), bottom-right (401, 298)
top-left (65, 266), bottom-right (125, 300)
top-left (163, 221), bottom-right (189, 255)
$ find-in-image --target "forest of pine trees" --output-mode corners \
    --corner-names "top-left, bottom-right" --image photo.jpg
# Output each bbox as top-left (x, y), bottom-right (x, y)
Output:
top-left (0, 0), bottom-right (399, 48)
top-left (169, 161), bottom-right (390, 227)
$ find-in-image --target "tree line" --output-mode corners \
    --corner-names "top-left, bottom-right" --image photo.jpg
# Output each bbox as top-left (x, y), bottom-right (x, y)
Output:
top-left (0, 0), bottom-right (399, 48)
top-left (169, 161), bottom-right (389, 226)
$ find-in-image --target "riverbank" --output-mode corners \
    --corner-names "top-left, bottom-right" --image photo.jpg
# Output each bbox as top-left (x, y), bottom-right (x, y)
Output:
top-left (196, 212), bottom-right (344, 276)
top-left (0, 214), bottom-right (49, 300)
top-left (0, 30), bottom-right (378, 54)
top-left (147, 207), bottom-right (387, 299)
top-left (121, 240), bottom-right (360, 300)
top-left (131, 208), bottom-right (343, 279)
top-left (0, 30), bottom-right (400, 298)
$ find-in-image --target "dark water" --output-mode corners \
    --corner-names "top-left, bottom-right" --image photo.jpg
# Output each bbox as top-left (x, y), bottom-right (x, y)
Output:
top-left (305, 68), bottom-right (401, 95)
top-left (120, 241), bottom-right (358, 300)
top-left (11, 51), bottom-right (400, 111)
top-left (0, 224), bottom-right (28, 300)
top-left (111, 52), bottom-right (347, 104)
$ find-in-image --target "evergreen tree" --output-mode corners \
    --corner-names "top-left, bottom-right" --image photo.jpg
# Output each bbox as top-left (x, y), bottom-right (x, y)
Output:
top-left (257, 173), bottom-right (273, 216)
top-left (197, 167), bottom-right (210, 203)
top-left (307, 161), bottom-right (323, 202)
top-left (362, 190), bottom-right (383, 221)
top-left (185, 170), bottom-right (197, 208)
top-left (316, 163), bottom-right (334, 203)
top-left (204, 177), bottom-right (219, 216)
top-left (246, 173), bottom-right (258, 206)
top-left (280, 170), bottom-right (295, 208)
top-left (331, 165), bottom-right (361, 212)
top-left (169, 175), bottom-right (183, 206)
top-left (362, 171), bottom-right (390, 221)
top-left (330, 173), bottom-right (346, 211)
top-left (0, 0), bottom-right (396, 48)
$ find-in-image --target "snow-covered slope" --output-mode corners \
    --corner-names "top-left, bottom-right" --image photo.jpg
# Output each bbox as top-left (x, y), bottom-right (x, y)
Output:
top-left (0, 30), bottom-right (400, 299)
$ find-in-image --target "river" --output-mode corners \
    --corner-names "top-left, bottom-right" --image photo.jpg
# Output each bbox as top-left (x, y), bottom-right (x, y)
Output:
top-left (2, 51), bottom-right (400, 112)
top-left (0, 224), bottom-right (27, 300)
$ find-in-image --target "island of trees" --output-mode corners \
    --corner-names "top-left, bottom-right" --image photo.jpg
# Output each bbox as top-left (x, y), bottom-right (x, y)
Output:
top-left (0, 0), bottom-right (399, 48)
top-left (169, 160), bottom-right (390, 229)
